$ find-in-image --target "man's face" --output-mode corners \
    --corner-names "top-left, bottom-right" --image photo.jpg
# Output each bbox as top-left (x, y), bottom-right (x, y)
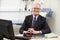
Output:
top-left (32, 4), bottom-right (41, 16)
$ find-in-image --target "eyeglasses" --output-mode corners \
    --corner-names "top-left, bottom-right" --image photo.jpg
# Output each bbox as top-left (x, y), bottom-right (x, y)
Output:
top-left (34, 8), bottom-right (40, 9)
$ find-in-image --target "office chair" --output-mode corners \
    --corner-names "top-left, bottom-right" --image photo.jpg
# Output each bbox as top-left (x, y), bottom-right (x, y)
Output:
top-left (0, 19), bottom-right (15, 40)
top-left (0, 19), bottom-right (30, 40)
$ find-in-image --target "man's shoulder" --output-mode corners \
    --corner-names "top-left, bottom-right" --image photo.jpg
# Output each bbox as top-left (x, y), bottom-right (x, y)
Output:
top-left (39, 15), bottom-right (46, 21)
top-left (39, 15), bottom-right (46, 19)
top-left (26, 15), bottom-right (32, 18)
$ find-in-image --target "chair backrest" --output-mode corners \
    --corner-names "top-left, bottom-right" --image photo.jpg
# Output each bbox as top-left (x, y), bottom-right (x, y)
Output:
top-left (0, 19), bottom-right (15, 40)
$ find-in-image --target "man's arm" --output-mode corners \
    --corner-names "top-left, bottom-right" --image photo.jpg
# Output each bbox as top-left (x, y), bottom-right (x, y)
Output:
top-left (41, 18), bottom-right (51, 34)
top-left (19, 16), bottom-right (27, 34)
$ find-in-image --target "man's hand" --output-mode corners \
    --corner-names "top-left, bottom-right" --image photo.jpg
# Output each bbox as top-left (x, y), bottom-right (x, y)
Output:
top-left (31, 30), bottom-right (40, 34)
top-left (28, 28), bottom-right (41, 35)
top-left (27, 28), bottom-right (34, 33)
top-left (23, 28), bottom-right (42, 36)
top-left (23, 31), bottom-right (32, 37)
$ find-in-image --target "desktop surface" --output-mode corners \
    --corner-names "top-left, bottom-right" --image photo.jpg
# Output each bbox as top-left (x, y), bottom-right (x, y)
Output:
top-left (15, 33), bottom-right (60, 40)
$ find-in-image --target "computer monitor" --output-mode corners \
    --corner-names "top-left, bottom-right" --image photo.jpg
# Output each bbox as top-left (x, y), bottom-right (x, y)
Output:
top-left (0, 19), bottom-right (15, 40)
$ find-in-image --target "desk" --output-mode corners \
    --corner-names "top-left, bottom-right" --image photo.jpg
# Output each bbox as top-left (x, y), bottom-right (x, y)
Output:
top-left (4, 33), bottom-right (60, 40)
top-left (15, 33), bottom-right (60, 40)
top-left (30, 38), bottom-right (60, 40)
top-left (30, 37), bottom-right (60, 40)
top-left (30, 33), bottom-right (60, 40)
top-left (4, 37), bottom-right (60, 40)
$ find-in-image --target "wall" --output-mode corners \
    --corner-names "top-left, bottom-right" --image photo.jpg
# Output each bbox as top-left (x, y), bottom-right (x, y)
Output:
top-left (44, 0), bottom-right (60, 35)
top-left (51, 0), bottom-right (60, 35)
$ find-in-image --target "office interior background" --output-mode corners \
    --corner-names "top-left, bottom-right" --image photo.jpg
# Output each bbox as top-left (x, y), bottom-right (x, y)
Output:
top-left (0, 0), bottom-right (60, 35)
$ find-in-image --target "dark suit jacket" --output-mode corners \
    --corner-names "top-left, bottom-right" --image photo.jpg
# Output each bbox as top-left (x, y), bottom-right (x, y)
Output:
top-left (19, 15), bottom-right (51, 34)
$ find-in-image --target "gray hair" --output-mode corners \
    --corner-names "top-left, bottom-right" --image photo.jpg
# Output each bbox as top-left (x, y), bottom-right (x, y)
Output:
top-left (31, 3), bottom-right (41, 11)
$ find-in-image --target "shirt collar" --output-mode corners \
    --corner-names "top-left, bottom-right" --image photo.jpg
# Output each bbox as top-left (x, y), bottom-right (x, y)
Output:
top-left (33, 15), bottom-right (39, 20)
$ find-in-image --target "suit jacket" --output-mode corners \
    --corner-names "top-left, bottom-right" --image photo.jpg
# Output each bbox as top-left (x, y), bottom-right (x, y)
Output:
top-left (19, 15), bottom-right (51, 34)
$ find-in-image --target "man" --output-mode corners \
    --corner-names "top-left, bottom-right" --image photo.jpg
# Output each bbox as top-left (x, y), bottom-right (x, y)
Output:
top-left (19, 3), bottom-right (51, 36)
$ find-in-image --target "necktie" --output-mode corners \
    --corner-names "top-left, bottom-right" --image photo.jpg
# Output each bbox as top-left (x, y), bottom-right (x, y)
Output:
top-left (32, 16), bottom-right (36, 28)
